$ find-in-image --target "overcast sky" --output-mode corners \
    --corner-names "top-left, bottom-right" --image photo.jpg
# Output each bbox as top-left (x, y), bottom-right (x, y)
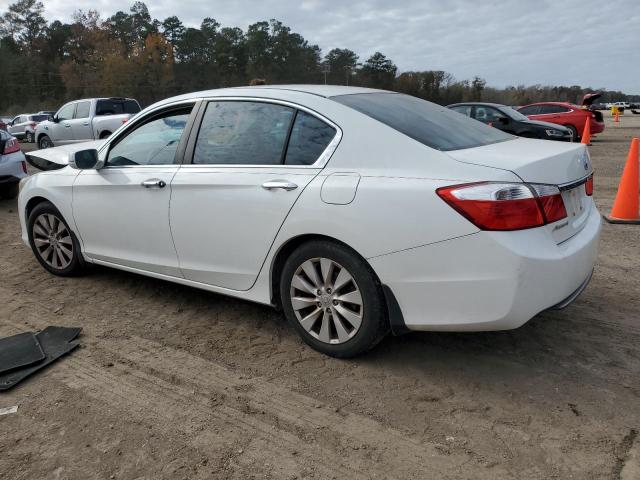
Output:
top-left (9, 0), bottom-right (640, 93)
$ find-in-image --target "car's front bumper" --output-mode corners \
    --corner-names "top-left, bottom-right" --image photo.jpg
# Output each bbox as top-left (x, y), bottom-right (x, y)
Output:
top-left (370, 205), bottom-right (601, 332)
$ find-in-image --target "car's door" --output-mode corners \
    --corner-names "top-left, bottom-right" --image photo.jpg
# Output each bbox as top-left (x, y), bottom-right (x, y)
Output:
top-left (73, 102), bottom-right (197, 276)
top-left (68, 100), bottom-right (93, 141)
top-left (170, 99), bottom-right (339, 290)
top-left (8, 116), bottom-right (24, 137)
top-left (48, 103), bottom-right (76, 144)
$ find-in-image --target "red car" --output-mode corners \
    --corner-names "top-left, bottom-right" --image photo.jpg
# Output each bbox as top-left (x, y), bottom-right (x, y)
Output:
top-left (517, 93), bottom-right (604, 140)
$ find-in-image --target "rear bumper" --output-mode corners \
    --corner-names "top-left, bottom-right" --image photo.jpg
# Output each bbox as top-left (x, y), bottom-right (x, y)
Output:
top-left (369, 205), bottom-right (601, 332)
top-left (0, 151), bottom-right (27, 183)
top-left (591, 122), bottom-right (605, 134)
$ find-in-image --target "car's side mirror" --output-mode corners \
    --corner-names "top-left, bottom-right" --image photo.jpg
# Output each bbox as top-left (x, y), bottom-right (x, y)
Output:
top-left (52, 116), bottom-right (60, 123)
top-left (69, 149), bottom-right (101, 170)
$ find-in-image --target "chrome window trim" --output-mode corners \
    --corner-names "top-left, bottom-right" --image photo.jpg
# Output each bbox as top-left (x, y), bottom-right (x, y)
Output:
top-left (98, 96), bottom-right (342, 170)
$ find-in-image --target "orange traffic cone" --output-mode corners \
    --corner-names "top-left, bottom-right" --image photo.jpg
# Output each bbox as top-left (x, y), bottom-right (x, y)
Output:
top-left (614, 111), bottom-right (620, 124)
top-left (581, 116), bottom-right (592, 145)
top-left (605, 137), bottom-right (640, 224)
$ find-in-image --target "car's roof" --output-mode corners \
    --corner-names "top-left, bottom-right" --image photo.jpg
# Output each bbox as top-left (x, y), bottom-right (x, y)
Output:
top-left (448, 102), bottom-right (509, 108)
top-left (175, 85), bottom-right (390, 100)
top-left (521, 101), bottom-right (574, 107)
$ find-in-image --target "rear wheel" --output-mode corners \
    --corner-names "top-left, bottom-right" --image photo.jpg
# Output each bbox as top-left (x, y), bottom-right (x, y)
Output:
top-left (26, 131), bottom-right (34, 143)
top-left (567, 125), bottom-right (579, 141)
top-left (99, 131), bottom-right (112, 139)
top-left (28, 201), bottom-right (85, 276)
top-left (38, 135), bottom-right (53, 149)
top-left (279, 240), bottom-right (388, 358)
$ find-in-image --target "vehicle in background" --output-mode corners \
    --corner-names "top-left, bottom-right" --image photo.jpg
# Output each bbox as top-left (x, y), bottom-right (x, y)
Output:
top-left (448, 102), bottom-right (573, 141)
top-left (0, 130), bottom-right (27, 199)
top-left (37, 110), bottom-right (57, 118)
top-left (35, 97), bottom-right (141, 149)
top-left (517, 99), bottom-right (604, 140)
top-left (606, 101), bottom-right (632, 109)
top-left (6, 114), bottom-right (50, 143)
top-left (0, 118), bottom-right (11, 131)
top-left (19, 85), bottom-right (600, 357)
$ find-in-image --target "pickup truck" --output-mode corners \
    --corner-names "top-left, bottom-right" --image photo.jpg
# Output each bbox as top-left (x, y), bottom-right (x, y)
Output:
top-left (35, 97), bottom-right (141, 149)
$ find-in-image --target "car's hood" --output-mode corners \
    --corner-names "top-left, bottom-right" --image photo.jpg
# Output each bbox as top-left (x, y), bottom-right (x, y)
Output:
top-left (25, 140), bottom-right (105, 170)
top-left (521, 119), bottom-right (570, 132)
top-left (447, 137), bottom-right (591, 185)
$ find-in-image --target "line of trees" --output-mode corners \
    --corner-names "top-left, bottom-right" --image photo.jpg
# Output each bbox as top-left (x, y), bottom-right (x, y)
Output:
top-left (1, 0), bottom-right (637, 114)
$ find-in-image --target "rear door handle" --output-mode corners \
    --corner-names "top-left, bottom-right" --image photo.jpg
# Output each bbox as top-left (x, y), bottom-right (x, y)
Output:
top-left (262, 180), bottom-right (298, 191)
top-left (64, 124), bottom-right (71, 128)
top-left (82, 122), bottom-right (89, 126)
top-left (141, 178), bottom-right (166, 189)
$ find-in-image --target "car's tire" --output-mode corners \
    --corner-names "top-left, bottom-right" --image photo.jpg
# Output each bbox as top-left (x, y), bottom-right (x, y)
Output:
top-left (26, 131), bottom-right (34, 143)
top-left (38, 135), bottom-right (53, 149)
top-left (279, 240), bottom-right (389, 358)
top-left (567, 125), bottom-right (579, 141)
top-left (27, 201), bottom-right (85, 276)
top-left (99, 131), bottom-right (112, 139)
top-left (0, 183), bottom-right (19, 200)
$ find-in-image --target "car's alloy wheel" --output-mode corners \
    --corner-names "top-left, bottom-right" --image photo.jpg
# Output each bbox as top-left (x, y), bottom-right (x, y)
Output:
top-left (38, 135), bottom-right (52, 149)
top-left (27, 201), bottom-right (85, 276)
top-left (26, 131), bottom-right (33, 143)
top-left (290, 257), bottom-right (363, 344)
top-left (280, 240), bottom-right (388, 357)
top-left (32, 213), bottom-right (74, 270)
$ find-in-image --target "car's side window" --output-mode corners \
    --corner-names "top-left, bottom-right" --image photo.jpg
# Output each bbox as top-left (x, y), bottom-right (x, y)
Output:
top-left (450, 105), bottom-right (472, 117)
top-left (74, 101), bottom-right (91, 119)
top-left (106, 107), bottom-right (192, 167)
top-left (518, 105), bottom-right (539, 115)
top-left (57, 104), bottom-right (75, 121)
top-left (475, 107), bottom-right (505, 123)
top-left (193, 101), bottom-right (294, 165)
top-left (284, 111), bottom-right (336, 166)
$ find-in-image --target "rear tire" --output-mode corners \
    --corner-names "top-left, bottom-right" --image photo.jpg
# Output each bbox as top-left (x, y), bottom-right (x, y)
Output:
top-left (27, 201), bottom-right (85, 276)
top-left (279, 240), bottom-right (388, 358)
top-left (38, 135), bottom-right (53, 149)
top-left (99, 131), bottom-right (112, 139)
top-left (0, 183), bottom-right (19, 200)
top-left (26, 131), bottom-right (34, 143)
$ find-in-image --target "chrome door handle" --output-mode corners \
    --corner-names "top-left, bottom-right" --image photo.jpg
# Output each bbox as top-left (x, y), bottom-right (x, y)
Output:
top-left (141, 179), bottom-right (166, 188)
top-left (262, 180), bottom-right (298, 191)
top-left (64, 124), bottom-right (71, 128)
top-left (82, 122), bottom-right (89, 126)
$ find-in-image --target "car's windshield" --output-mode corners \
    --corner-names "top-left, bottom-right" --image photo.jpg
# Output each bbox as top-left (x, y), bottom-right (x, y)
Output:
top-left (501, 107), bottom-right (529, 122)
top-left (331, 93), bottom-right (512, 151)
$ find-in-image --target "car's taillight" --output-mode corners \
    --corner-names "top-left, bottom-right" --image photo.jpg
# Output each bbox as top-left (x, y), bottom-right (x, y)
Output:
top-left (3, 138), bottom-right (20, 154)
top-left (436, 182), bottom-right (567, 231)
top-left (29, 122), bottom-right (36, 128)
top-left (585, 174), bottom-right (593, 196)
top-left (21, 161), bottom-right (27, 174)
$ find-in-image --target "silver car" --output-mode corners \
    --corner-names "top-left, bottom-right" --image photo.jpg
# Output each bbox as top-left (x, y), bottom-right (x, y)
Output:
top-left (0, 130), bottom-right (27, 199)
top-left (7, 113), bottom-right (50, 143)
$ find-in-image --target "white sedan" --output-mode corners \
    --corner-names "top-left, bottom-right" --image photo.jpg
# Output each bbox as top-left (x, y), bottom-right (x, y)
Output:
top-left (18, 86), bottom-right (601, 357)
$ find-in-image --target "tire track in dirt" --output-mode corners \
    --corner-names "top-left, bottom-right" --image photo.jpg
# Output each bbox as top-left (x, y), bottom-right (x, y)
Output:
top-left (2, 296), bottom-right (477, 479)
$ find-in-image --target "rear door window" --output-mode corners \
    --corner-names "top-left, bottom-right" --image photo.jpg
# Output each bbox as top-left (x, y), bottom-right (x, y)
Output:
top-left (332, 93), bottom-right (511, 151)
top-left (284, 111), bottom-right (336, 166)
top-left (193, 101), bottom-right (294, 165)
top-left (96, 99), bottom-right (141, 116)
top-left (518, 105), bottom-right (540, 115)
top-left (74, 101), bottom-right (91, 119)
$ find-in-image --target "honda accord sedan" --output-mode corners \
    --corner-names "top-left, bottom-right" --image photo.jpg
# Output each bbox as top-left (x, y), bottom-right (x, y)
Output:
top-left (18, 85), bottom-right (601, 357)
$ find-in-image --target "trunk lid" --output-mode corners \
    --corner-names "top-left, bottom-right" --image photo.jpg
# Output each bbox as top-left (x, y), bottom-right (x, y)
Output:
top-left (447, 138), bottom-right (593, 243)
top-left (25, 140), bottom-right (105, 171)
top-left (582, 92), bottom-right (601, 106)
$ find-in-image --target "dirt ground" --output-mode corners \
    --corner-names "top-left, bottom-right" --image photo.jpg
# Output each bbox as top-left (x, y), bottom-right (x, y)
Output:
top-left (1, 113), bottom-right (639, 480)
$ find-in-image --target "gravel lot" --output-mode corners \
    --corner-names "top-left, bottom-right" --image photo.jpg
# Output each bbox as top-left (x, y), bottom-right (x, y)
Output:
top-left (1, 114), bottom-right (639, 479)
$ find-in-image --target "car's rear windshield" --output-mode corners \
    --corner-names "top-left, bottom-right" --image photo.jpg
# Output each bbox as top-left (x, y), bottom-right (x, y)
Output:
top-left (331, 93), bottom-right (512, 151)
top-left (96, 99), bottom-right (141, 116)
top-left (30, 115), bottom-right (49, 122)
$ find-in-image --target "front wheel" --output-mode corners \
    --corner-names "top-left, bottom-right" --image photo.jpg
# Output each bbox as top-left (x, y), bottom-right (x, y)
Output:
top-left (38, 135), bottom-right (53, 149)
top-left (567, 125), bottom-right (579, 141)
top-left (28, 201), bottom-right (85, 276)
top-left (280, 240), bottom-right (388, 358)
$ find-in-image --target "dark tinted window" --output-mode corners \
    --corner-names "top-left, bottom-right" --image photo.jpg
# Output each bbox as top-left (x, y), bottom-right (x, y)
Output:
top-left (107, 107), bottom-right (192, 166)
top-left (194, 101), bottom-right (294, 165)
top-left (285, 111), bottom-right (336, 165)
top-left (74, 102), bottom-right (91, 119)
top-left (332, 93), bottom-right (511, 151)
top-left (540, 105), bottom-right (571, 114)
top-left (518, 105), bottom-right (540, 115)
top-left (30, 115), bottom-right (49, 122)
top-left (96, 99), bottom-right (141, 116)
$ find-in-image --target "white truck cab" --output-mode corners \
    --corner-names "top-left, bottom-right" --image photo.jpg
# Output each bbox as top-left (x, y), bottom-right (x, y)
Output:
top-left (35, 98), bottom-right (140, 149)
